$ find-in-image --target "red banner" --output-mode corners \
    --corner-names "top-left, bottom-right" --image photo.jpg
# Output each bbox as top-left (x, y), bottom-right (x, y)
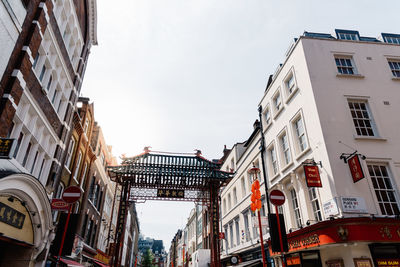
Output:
top-left (304, 165), bottom-right (322, 187)
top-left (348, 154), bottom-right (365, 183)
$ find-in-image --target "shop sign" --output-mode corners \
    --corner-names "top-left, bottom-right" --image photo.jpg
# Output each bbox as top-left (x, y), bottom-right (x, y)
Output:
top-left (327, 259), bottom-right (344, 267)
top-left (0, 196), bottom-right (33, 245)
top-left (323, 198), bottom-right (339, 217)
top-left (252, 216), bottom-right (268, 227)
top-left (376, 259), bottom-right (400, 267)
top-left (341, 197), bottom-right (368, 213)
top-left (157, 189), bottom-right (184, 198)
top-left (348, 155), bottom-right (365, 183)
top-left (0, 201), bottom-right (25, 229)
top-left (0, 138), bottom-right (14, 159)
top-left (304, 165), bottom-right (322, 187)
top-left (51, 199), bottom-right (69, 211)
top-left (211, 198), bottom-right (218, 237)
top-left (288, 234), bottom-right (320, 250)
top-left (286, 256), bottom-right (301, 266)
top-left (354, 258), bottom-right (373, 267)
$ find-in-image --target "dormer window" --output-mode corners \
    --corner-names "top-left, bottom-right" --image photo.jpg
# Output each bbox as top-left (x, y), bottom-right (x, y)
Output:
top-left (336, 29), bottom-right (360, 41)
top-left (382, 33), bottom-right (400, 45)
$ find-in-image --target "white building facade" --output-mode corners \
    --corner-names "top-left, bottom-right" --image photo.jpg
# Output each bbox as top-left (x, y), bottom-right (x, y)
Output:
top-left (220, 29), bottom-right (400, 267)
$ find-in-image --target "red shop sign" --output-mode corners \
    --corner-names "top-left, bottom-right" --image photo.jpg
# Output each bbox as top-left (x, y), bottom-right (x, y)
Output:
top-left (304, 165), bottom-right (322, 187)
top-left (348, 154), bottom-right (365, 183)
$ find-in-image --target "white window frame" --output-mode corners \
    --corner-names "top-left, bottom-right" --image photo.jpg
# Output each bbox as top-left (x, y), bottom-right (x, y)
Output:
top-left (367, 163), bottom-right (400, 216)
top-left (241, 176), bottom-right (246, 198)
top-left (73, 151), bottom-right (82, 182)
top-left (347, 99), bottom-right (378, 137)
top-left (278, 128), bottom-right (292, 168)
top-left (233, 187), bottom-right (237, 206)
top-left (263, 104), bottom-right (272, 128)
top-left (267, 141), bottom-right (279, 179)
top-left (80, 162), bottom-right (88, 190)
top-left (283, 67), bottom-right (298, 102)
top-left (334, 55), bottom-right (357, 75)
top-left (65, 138), bottom-right (75, 170)
top-left (290, 111), bottom-right (309, 157)
top-left (308, 187), bottom-right (322, 222)
top-left (387, 59), bottom-right (400, 78)
top-left (290, 188), bottom-right (302, 228)
top-left (272, 88), bottom-right (283, 118)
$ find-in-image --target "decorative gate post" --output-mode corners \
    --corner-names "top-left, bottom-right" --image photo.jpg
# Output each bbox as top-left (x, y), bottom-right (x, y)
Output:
top-left (209, 183), bottom-right (221, 267)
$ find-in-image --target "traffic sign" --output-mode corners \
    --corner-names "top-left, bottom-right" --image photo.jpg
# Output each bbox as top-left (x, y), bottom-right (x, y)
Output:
top-left (270, 190), bottom-right (285, 206)
top-left (51, 199), bottom-right (69, 210)
top-left (62, 186), bottom-right (82, 204)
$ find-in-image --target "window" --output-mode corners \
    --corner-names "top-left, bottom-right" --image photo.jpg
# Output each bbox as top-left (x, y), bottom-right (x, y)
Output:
top-left (227, 194), bottom-right (231, 210)
top-left (39, 65), bottom-right (46, 82)
top-left (233, 188), bottom-right (237, 205)
top-left (243, 211), bottom-right (251, 241)
top-left (234, 217), bottom-right (240, 246)
top-left (22, 142), bottom-right (32, 167)
top-left (264, 106), bottom-right (271, 125)
top-left (73, 151), bottom-right (82, 181)
top-left (336, 29), bottom-right (359, 41)
top-left (290, 188), bottom-right (302, 228)
top-left (65, 138), bottom-right (75, 169)
top-left (269, 145), bottom-right (278, 175)
top-left (51, 89), bottom-right (58, 105)
top-left (335, 56), bottom-right (356, 75)
top-left (223, 199), bottom-right (227, 215)
top-left (348, 100), bottom-right (376, 136)
top-left (46, 75), bottom-right (52, 91)
top-left (38, 158), bottom-right (46, 180)
top-left (308, 188), bottom-right (322, 221)
top-left (388, 60), bottom-right (400, 78)
top-left (293, 116), bottom-right (308, 153)
top-left (382, 33), bottom-right (400, 44)
top-left (84, 118), bottom-right (90, 135)
top-left (284, 70), bottom-right (297, 97)
top-left (13, 132), bottom-right (24, 158)
top-left (224, 225), bottom-right (229, 249)
top-left (80, 162), bottom-right (88, 189)
top-left (273, 91), bottom-right (282, 113)
top-left (229, 222), bottom-right (234, 248)
top-left (241, 177), bottom-right (246, 197)
top-left (367, 164), bottom-right (399, 215)
top-left (32, 53), bottom-right (39, 69)
top-left (279, 131), bottom-right (291, 166)
top-left (30, 151), bottom-right (39, 174)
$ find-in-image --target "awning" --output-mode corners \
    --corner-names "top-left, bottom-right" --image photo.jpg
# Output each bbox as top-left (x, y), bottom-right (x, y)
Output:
top-left (59, 258), bottom-right (85, 267)
top-left (94, 260), bottom-right (110, 267)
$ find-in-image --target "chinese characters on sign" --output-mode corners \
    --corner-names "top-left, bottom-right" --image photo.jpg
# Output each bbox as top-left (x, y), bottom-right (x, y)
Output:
top-left (304, 165), bottom-right (322, 187)
top-left (157, 189), bottom-right (185, 198)
top-left (348, 155), bottom-right (365, 183)
top-left (0, 202), bottom-right (25, 229)
top-left (354, 258), bottom-right (373, 267)
top-left (0, 138), bottom-right (14, 159)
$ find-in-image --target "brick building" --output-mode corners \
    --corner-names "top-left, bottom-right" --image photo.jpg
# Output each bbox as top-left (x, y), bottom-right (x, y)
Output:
top-left (0, 0), bottom-right (97, 266)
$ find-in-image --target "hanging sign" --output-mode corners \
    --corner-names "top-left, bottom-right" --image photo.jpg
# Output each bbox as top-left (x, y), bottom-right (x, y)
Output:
top-left (157, 189), bottom-right (184, 198)
top-left (0, 138), bottom-right (14, 159)
top-left (51, 199), bottom-right (69, 211)
top-left (348, 154), bottom-right (365, 183)
top-left (304, 165), bottom-right (322, 187)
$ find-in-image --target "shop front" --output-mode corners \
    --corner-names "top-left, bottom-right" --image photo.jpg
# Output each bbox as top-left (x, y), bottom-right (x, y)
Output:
top-left (268, 217), bottom-right (400, 267)
top-left (0, 173), bottom-right (54, 266)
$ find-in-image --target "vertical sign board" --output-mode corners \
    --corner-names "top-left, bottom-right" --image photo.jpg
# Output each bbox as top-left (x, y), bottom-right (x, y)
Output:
top-left (304, 165), bottom-right (322, 187)
top-left (348, 155), bottom-right (365, 183)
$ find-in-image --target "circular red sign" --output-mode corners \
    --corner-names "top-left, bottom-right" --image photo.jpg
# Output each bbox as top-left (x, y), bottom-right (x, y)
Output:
top-left (62, 186), bottom-right (82, 204)
top-left (269, 189), bottom-right (285, 206)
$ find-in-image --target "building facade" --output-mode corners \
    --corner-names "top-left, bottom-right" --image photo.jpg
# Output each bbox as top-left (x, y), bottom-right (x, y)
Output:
top-left (0, 0), bottom-right (97, 266)
top-left (219, 29), bottom-right (400, 267)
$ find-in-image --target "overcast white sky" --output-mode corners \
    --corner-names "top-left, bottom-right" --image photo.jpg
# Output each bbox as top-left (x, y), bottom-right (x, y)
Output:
top-left (81, 0), bottom-right (400, 249)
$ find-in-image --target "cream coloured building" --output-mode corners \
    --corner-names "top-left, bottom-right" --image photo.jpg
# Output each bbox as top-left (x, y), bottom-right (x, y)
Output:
top-left (220, 29), bottom-right (400, 267)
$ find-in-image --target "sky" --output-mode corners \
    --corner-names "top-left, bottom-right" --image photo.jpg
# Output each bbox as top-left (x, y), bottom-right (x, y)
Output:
top-left (81, 0), bottom-right (400, 249)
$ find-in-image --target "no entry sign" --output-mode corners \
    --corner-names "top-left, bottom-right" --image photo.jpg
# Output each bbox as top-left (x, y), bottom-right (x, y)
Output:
top-left (270, 190), bottom-right (285, 206)
top-left (62, 186), bottom-right (82, 204)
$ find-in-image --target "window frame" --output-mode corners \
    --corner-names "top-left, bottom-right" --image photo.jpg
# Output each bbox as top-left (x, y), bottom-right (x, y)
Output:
top-left (263, 104), bottom-right (272, 129)
top-left (387, 59), bottom-right (400, 78)
top-left (290, 110), bottom-right (309, 157)
top-left (267, 141), bottom-right (279, 179)
top-left (334, 55), bottom-right (357, 75)
top-left (272, 88), bottom-right (284, 119)
top-left (278, 128), bottom-right (292, 168)
top-left (283, 67), bottom-right (299, 103)
top-left (347, 99), bottom-right (378, 137)
top-left (290, 188), bottom-right (302, 228)
top-left (367, 163), bottom-right (400, 216)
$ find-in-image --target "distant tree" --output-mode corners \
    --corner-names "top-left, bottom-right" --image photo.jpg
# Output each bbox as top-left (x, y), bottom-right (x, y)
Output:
top-left (141, 249), bottom-right (154, 267)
